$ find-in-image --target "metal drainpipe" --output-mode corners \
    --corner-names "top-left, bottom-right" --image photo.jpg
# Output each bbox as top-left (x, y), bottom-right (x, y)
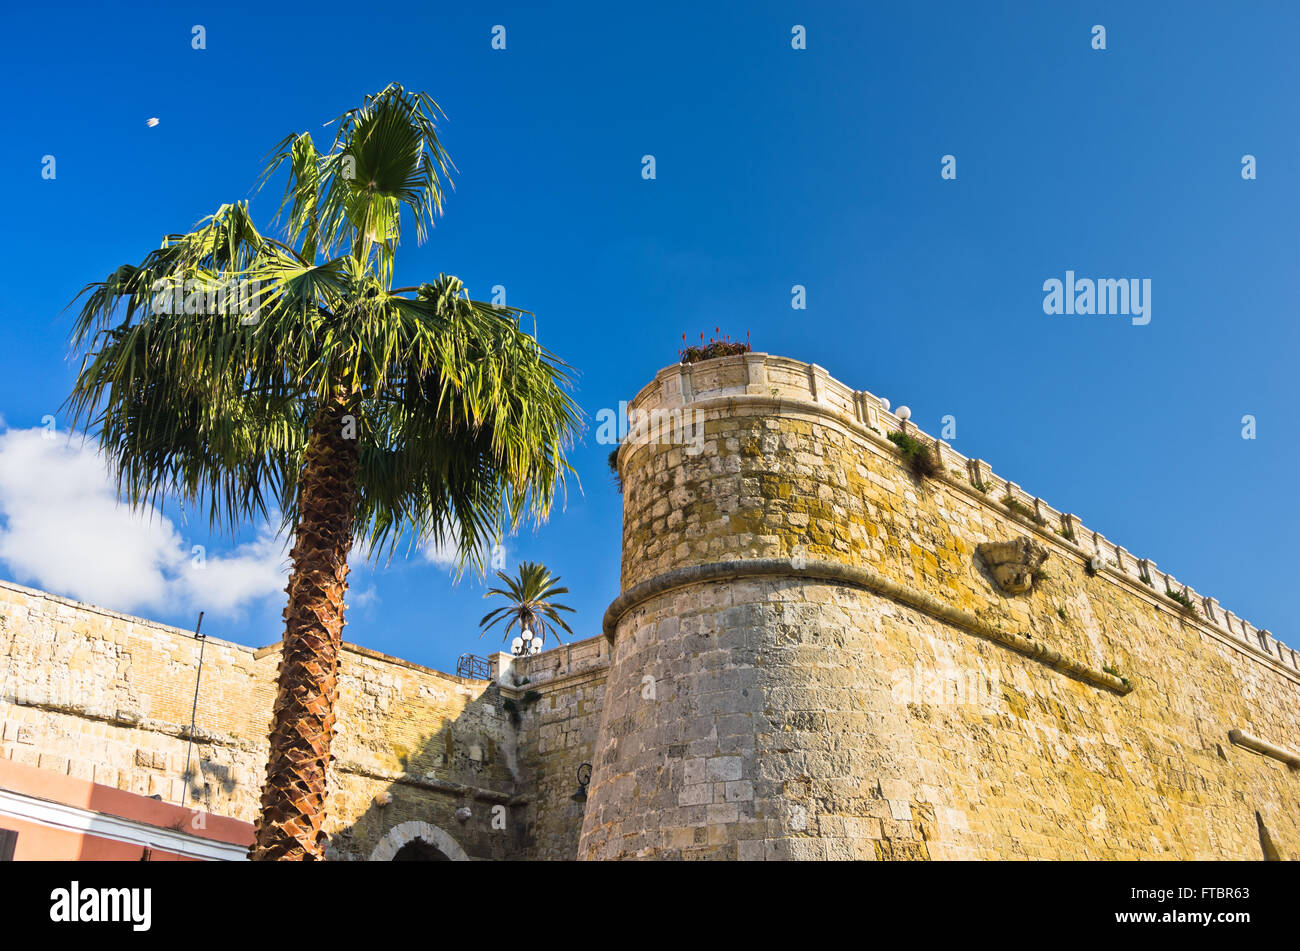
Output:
top-left (179, 612), bottom-right (205, 806)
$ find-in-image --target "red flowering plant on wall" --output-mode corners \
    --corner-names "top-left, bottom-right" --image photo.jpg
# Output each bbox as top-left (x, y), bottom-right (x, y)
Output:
top-left (679, 328), bottom-right (751, 363)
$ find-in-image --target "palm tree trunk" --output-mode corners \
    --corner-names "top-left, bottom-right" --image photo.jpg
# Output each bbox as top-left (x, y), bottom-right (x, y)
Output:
top-left (250, 399), bottom-right (358, 860)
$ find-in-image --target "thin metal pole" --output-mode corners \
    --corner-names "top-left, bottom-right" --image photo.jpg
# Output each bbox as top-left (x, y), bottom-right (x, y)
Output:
top-left (0, 619), bottom-right (14, 709)
top-left (180, 612), bottom-right (205, 806)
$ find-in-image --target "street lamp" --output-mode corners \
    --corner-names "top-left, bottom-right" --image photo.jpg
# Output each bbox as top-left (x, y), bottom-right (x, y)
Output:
top-left (571, 762), bottom-right (592, 803)
top-left (513, 628), bottom-right (542, 657)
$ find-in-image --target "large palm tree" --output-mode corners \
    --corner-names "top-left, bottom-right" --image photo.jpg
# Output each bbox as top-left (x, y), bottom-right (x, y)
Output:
top-left (64, 84), bottom-right (581, 860)
top-left (479, 562), bottom-right (574, 652)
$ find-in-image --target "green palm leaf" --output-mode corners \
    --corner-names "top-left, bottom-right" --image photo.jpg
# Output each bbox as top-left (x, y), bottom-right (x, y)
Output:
top-left (479, 561), bottom-right (575, 648)
top-left (62, 85), bottom-right (582, 860)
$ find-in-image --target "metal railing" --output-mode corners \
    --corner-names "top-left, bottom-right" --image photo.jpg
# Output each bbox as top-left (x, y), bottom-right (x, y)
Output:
top-left (455, 652), bottom-right (492, 680)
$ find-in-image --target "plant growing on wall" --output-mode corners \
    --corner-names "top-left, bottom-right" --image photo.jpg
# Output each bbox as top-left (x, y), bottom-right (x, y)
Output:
top-left (1102, 663), bottom-right (1131, 688)
top-left (64, 84), bottom-right (580, 860)
top-left (1166, 587), bottom-right (1198, 615)
top-left (480, 561), bottom-right (575, 650)
top-left (501, 697), bottom-right (521, 725)
top-left (501, 689), bottom-right (544, 728)
top-left (887, 431), bottom-right (941, 478)
top-left (608, 446), bottom-right (623, 493)
top-left (679, 328), bottom-right (751, 363)
top-left (1002, 495), bottom-right (1046, 526)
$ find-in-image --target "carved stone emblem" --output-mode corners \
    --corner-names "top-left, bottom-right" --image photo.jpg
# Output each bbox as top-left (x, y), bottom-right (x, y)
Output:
top-left (977, 537), bottom-right (1049, 595)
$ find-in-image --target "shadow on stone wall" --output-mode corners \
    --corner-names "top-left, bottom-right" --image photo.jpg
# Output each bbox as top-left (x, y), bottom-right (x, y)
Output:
top-left (323, 679), bottom-right (532, 862)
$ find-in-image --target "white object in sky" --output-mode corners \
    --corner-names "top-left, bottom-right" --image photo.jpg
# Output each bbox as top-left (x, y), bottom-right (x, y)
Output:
top-left (146, 118), bottom-right (160, 127)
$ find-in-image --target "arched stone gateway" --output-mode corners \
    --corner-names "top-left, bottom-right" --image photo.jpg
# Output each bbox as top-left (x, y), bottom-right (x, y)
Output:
top-left (393, 839), bottom-right (450, 861)
top-left (368, 821), bottom-right (469, 862)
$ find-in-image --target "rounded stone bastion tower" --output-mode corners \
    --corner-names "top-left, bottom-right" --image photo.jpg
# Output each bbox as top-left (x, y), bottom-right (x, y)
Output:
top-left (577, 352), bottom-right (935, 861)
top-left (577, 352), bottom-right (1300, 861)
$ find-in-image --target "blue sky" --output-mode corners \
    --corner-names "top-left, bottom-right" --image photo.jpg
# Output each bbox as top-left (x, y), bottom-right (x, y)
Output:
top-left (1, 0), bottom-right (1296, 671)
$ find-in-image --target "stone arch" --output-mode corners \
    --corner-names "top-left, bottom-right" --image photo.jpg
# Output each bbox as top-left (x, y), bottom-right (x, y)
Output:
top-left (393, 838), bottom-right (450, 860)
top-left (368, 820), bottom-right (470, 862)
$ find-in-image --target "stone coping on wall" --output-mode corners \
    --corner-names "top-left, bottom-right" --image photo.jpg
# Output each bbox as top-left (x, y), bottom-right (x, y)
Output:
top-left (613, 353), bottom-right (1297, 679)
top-left (0, 577), bottom-right (258, 656)
top-left (602, 557), bottom-right (1134, 695)
top-left (1227, 729), bottom-right (1300, 769)
top-left (0, 577), bottom-right (494, 690)
top-left (507, 635), bottom-right (609, 686)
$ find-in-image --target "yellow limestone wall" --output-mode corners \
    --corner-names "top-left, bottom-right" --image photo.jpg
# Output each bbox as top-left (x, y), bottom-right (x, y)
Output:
top-left (0, 573), bottom-right (610, 860)
top-left (505, 637), bottom-right (610, 860)
top-left (578, 353), bottom-right (1300, 860)
top-left (0, 580), bottom-right (540, 860)
top-left (3, 352), bottom-right (1297, 861)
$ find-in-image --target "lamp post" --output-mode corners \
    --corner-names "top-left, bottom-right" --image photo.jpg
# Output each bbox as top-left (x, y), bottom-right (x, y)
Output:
top-left (512, 627), bottom-right (542, 657)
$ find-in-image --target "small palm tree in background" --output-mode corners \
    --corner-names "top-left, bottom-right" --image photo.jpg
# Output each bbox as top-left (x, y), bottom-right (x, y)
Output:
top-left (480, 562), bottom-right (574, 653)
top-left (65, 84), bottom-right (580, 860)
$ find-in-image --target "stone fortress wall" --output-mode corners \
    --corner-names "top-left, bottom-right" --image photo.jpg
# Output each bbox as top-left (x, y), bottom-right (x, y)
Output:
top-left (579, 353), bottom-right (1300, 859)
top-left (0, 578), bottom-right (607, 860)
top-left (2, 351), bottom-right (1297, 860)
top-left (500, 637), bottom-right (610, 860)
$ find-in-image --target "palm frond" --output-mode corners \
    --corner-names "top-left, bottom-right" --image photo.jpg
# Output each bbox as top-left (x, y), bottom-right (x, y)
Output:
top-left (478, 561), bottom-right (576, 646)
top-left (65, 86), bottom-right (580, 576)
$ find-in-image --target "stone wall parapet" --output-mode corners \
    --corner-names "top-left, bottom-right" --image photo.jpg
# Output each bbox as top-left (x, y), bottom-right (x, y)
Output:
top-left (619, 353), bottom-right (1296, 677)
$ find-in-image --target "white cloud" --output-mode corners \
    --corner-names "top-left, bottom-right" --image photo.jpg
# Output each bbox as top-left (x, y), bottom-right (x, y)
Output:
top-left (420, 531), bottom-right (506, 573)
top-left (348, 585), bottom-right (379, 609)
top-left (0, 427), bottom-right (289, 616)
top-left (348, 527), bottom-right (497, 583)
top-left (422, 533), bottom-right (460, 568)
top-left (184, 529), bottom-right (289, 614)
